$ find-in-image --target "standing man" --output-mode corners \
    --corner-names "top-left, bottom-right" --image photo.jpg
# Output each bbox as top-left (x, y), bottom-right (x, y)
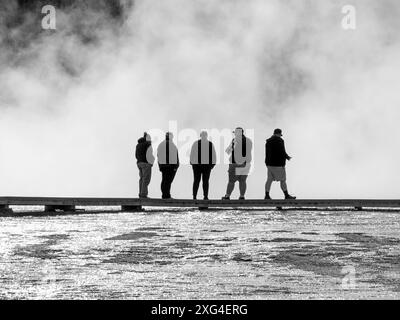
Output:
top-left (190, 131), bottom-right (217, 200)
top-left (222, 127), bottom-right (253, 200)
top-left (135, 132), bottom-right (155, 198)
top-left (264, 128), bottom-right (296, 200)
top-left (157, 132), bottom-right (179, 199)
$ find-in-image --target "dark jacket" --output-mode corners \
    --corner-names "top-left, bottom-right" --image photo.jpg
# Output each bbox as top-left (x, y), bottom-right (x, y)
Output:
top-left (190, 139), bottom-right (217, 168)
top-left (265, 135), bottom-right (290, 167)
top-left (157, 139), bottom-right (179, 170)
top-left (135, 137), bottom-right (155, 164)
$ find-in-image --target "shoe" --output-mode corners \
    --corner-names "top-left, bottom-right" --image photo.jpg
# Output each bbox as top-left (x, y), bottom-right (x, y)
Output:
top-left (239, 196), bottom-right (245, 200)
top-left (221, 196), bottom-right (230, 200)
top-left (284, 191), bottom-right (296, 200)
top-left (193, 196), bottom-right (197, 200)
top-left (203, 197), bottom-right (209, 200)
top-left (162, 196), bottom-right (171, 199)
top-left (139, 195), bottom-right (148, 199)
top-left (264, 194), bottom-right (271, 200)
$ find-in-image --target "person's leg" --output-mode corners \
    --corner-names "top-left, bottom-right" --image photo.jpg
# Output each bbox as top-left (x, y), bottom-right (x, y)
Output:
top-left (192, 166), bottom-right (201, 199)
top-left (166, 167), bottom-right (177, 198)
top-left (264, 167), bottom-right (274, 199)
top-left (161, 169), bottom-right (166, 198)
top-left (225, 169), bottom-right (236, 197)
top-left (238, 175), bottom-right (248, 198)
top-left (265, 169), bottom-right (274, 194)
top-left (161, 167), bottom-right (171, 198)
top-left (283, 184), bottom-right (296, 199)
top-left (225, 182), bottom-right (235, 198)
top-left (202, 166), bottom-right (212, 199)
top-left (265, 178), bottom-right (274, 192)
top-left (141, 164), bottom-right (152, 197)
top-left (138, 163), bottom-right (144, 197)
top-left (164, 168), bottom-right (172, 198)
top-left (279, 168), bottom-right (296, 199)
top-left (280, 180), bottom-right (288, 192)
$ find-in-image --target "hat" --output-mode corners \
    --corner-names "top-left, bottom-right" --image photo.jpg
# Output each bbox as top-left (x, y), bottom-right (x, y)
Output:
top-left (165, 132), bottom-right (173, 139)
top-left (233, 127), bottom-right (244, 134)
top-left (274, 128), bottom-right (282, 135)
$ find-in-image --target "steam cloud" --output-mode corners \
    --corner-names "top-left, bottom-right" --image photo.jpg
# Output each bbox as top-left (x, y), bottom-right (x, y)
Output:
top-left (1, 0), bottom-right (399, 199)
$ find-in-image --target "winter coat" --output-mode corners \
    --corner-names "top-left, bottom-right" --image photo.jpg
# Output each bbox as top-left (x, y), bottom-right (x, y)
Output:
top-left (157, 139), bottom-right (179, 170)
top-left (265, 135), bottom-right (290, 167)
top-left (226, 135), bottom-right (253, 166)
top-left (190, 139), bottom-right (217, 168)
top-left (135, 137), bottom-right (155, 164)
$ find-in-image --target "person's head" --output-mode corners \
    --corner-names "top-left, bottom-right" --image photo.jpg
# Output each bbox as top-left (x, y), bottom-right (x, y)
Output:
top-left (273, 128), bottom-right (283, 137)
top-left (144, 132), bottom-right (151, 142)
top-left (165, 132), bottom-right (173, 141)
top-left (200, 131), bottom-right (208, 140)
top-left (234, 127), bottom-right (244, 139)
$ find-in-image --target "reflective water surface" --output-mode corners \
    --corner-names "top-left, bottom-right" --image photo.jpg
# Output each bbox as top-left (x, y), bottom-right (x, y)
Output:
top-left (1, 207), bottom-right (399, 299)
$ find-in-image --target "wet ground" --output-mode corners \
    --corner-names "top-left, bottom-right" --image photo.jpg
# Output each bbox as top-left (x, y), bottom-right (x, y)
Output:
top-left (0, 207), bottom-right (399, 299)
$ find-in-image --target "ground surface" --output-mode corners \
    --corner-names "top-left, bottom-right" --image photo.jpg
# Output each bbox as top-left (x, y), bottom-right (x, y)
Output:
top-left (0, 207), bottom-right (399, 299)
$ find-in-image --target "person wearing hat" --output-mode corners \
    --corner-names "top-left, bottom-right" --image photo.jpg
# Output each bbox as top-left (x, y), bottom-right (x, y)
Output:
top-left (264, 128), bottom-right (296, 200)
top-left (190, 131), bottom-right (217, 200)
top-left (222, 127), bottom-right (253, 200)
top-left (135, 132), bottom-right (155, 198)
top-left (157, 132), bottom-right (179, 199)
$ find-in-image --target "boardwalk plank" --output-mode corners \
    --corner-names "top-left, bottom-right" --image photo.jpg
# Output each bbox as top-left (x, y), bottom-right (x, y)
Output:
top-left (1, 197), bottom-right (400, 209)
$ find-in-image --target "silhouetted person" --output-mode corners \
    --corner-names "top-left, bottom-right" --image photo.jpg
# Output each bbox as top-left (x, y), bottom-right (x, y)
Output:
top-left (157, 132), bottom-right (179, 199)
top-left (265, 128), bottom-right (296, 200)
top-left (135, 132), bottom-right (155, 198)
top-left (190, 131), bottom-right (217, 200)
top-left (222, 127), bottom-right (253, 200)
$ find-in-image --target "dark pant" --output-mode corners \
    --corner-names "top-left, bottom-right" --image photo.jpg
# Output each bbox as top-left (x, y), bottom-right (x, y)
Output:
top-left (192, 165), bottom-right (212, 198)
top-left (160, 166), bottom-right (177, 198)
top-left (137, 162), bottom-right (152, 197)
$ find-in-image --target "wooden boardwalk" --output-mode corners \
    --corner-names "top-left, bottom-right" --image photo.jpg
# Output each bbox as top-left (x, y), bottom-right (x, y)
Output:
top-left (1, 197), bottom-right (400, 214)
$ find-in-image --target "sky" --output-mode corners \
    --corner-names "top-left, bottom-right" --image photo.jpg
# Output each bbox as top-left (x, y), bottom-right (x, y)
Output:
top-left (1, 0), bottom-right (400, 199)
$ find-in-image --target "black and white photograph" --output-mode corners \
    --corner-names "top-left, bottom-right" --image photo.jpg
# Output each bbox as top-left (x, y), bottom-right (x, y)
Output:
top-left (1, 0), bottom-right (399, 308)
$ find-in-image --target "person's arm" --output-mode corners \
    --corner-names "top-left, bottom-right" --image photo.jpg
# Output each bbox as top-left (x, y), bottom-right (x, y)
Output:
top-left (190, 142), bottom-right (196, 165)
top-left (157, 143), bottom-right (164, 165)
top-left (147, 145), bottom-right (155, 164)
top-left (282, 141), bottom-right (291, 160)
top-left (246, 139), bottom-right (253, 163)
top-left (265, 142), bottom-right (268, 165)
top-left (156, 144), bottom-right (162, 170)
top-left (175, 144), bottom-right (180, 169)
top-left (135, 145), bottom-right (139, 161)
top-left (225, 139), bottom-right (234, 154)
top-left (211, 142), bottom-right (217, 168)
